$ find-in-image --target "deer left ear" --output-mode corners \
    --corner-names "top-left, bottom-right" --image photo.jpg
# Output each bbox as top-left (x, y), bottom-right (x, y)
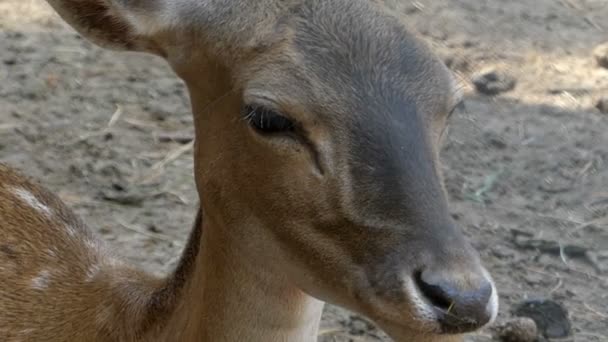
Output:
top-left (46, 0), bottom-right (168, 56)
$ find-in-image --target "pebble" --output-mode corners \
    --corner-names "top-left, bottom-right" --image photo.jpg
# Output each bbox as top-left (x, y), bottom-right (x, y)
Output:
top-left (444, 55), bottom-right (470, 72)
top-left (492, 245), bottom-right (515, 259)
top-left (594, 42), bottom-right (608, 69)
top-left (345, 316), bottom-right (376, 336)
top-left (498, 317), bottom-right (538, 342)
top-left (3, 58), bottom-right (17, 66)
top-left (472, 68), bottom-right (516, 95)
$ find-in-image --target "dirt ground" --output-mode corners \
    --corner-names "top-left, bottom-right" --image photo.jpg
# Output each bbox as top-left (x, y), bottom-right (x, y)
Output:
top-left (1, 0), bottom-right (607, 341)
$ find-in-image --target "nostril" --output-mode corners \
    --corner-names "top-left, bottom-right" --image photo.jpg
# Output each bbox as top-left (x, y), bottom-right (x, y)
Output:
top-left (413, 269), bottom-right (495, 333)
top-left (414, 270), bottom-right (453, 311)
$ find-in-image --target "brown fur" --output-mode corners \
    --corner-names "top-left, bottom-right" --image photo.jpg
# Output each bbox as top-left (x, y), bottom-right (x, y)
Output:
top-left (0, 164), bottom-right (164, 341)
top-left (1, 0), bottom-right (499, 341)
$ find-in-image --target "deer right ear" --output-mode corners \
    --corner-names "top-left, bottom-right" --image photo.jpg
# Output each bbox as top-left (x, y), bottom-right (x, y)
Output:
top-left (46, 0), bottom-right (169, 56)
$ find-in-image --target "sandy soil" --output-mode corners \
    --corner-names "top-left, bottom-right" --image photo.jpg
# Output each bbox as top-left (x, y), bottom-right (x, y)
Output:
top-left (1, 0), bottom-right (607, 341)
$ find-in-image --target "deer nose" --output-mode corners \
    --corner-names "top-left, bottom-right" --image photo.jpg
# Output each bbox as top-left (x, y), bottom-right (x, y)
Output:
top-left (415, 269), bottom-right (495, 333)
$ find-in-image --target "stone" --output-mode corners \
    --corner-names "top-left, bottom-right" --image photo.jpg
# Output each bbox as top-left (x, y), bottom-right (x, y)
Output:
top-left (593, 42), bottom-right (608, 69)
top-left (498, 317), bottom-right (538, 342)
top-left (596, 97), bottom-right (608, 114)
top-left (472, 68), bottom-right (516, 95)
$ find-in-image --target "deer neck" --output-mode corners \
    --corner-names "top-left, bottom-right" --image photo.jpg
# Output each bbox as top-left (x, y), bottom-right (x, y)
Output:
top-left (147, 65), bottom-right (325, 341)
top-left (158, 210), bottom-right (325, 342)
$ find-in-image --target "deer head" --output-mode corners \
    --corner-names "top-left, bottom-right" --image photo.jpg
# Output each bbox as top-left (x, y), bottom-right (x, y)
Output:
top-left (46, 0), bottom-right (498, 339)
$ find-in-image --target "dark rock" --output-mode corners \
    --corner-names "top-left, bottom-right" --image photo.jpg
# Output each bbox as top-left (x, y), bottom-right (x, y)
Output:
top-left (472, 69), bottom-right (516, 95)
top-left (513, 299), bottom-right (571, 339)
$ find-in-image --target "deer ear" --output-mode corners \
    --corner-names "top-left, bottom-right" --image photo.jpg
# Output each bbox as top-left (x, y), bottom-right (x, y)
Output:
top-left (46, 0), bottom-right (167, 55)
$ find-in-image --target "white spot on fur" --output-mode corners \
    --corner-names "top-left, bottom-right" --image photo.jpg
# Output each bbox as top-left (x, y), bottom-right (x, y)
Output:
top-left (65, 225), bottom-right (78, 237)
top-left (46, 248), bottom-right (57, 258)
top-left (104, 255), bottom-right (125, 270)
top-left (31, 270), bottom-right (51, 290)
top-left (20, 328), bottom-right (34, 335)
top-left (85, 264), bottom-right (101, 282)
top-left (86, 239), bottom-right (100, 252)
top-left (12, 187), bottom-right (52, 217)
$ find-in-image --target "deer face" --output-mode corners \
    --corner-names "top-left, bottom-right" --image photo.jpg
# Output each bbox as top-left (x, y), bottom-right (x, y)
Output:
top-left (46, 0), bottom-right (498, 337)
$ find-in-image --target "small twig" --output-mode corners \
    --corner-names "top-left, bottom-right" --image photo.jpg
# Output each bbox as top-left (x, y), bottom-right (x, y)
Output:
top-left (559, 241), bottom-right (570, 266)
top-left (495, 205), bottom-right (584, 226)
top-left (152, 190), bottom-right (190, 205)
top-left (522, 266), bottom-right (559, 279)
top-left (572, 217), bottom-right (608, 233)
top-left (567, 268), bottom-right (608, 284)
top-left (411, 1), bottom-right (425, 11)
top-left (465, 169), bottom-right (503, 203)
top-left (66, 104), bottom-right (122, 145)
top-left (123, 117), bottom-right (158, 130)
top-left (151, 141), bottom-right (194, 171)
top-left (578, 160), bottom-right (594, 178)
top-left (577, 332), bottom-right (608, 340)
top-left (583, 302), bottom-right (608, 319)
top-left (549, 278), bottom-right (563, 294)
top-left (107, 105), bottom-right (123, 129)
top-left (559, 0), bottom-right (581, 10)
top-left (547, 87), bottom-right (593, 96)
top-left (584, 16), bottom-right (602, 30)
top-left (139, 141), bottom-right (195, 184)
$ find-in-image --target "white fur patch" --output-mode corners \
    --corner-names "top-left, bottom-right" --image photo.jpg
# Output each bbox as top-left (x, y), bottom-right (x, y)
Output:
top-left (45, 248), bottom-right (57, 258)
top-left (65, 225), bottom-right (78, 237)
top-left (20, 328), bottom-right (34, 336)
top-left (85, 264), bottom-right (102, 282)
top-left (86, 239), bottom-right (100, 253)
top-left (483, 269), bottom-right (500, 325)
top-left (12, 187), bottom-right (53, 217)
top-left (31, 270), bottom-right (51, 290)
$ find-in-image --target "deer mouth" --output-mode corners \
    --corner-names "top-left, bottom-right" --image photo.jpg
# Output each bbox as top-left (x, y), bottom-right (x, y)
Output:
top-left (352, 267), bottom-right (499, 337)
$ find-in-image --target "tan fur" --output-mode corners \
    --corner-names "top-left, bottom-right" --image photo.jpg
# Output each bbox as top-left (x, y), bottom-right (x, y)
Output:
top-left (1, 0), bottom-right (500, 341)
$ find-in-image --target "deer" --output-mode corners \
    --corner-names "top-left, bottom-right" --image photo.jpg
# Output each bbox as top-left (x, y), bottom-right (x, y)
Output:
top-left (0, 0), bottom-right (499, 341)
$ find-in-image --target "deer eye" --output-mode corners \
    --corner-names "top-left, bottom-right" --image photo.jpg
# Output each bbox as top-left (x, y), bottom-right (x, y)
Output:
top-left (242, 105), bottom-right (296, 135)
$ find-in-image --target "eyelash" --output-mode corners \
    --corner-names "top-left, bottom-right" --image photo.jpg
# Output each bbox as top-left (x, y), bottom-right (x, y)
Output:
top-left (242, 105), bottom-right (297, 135)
